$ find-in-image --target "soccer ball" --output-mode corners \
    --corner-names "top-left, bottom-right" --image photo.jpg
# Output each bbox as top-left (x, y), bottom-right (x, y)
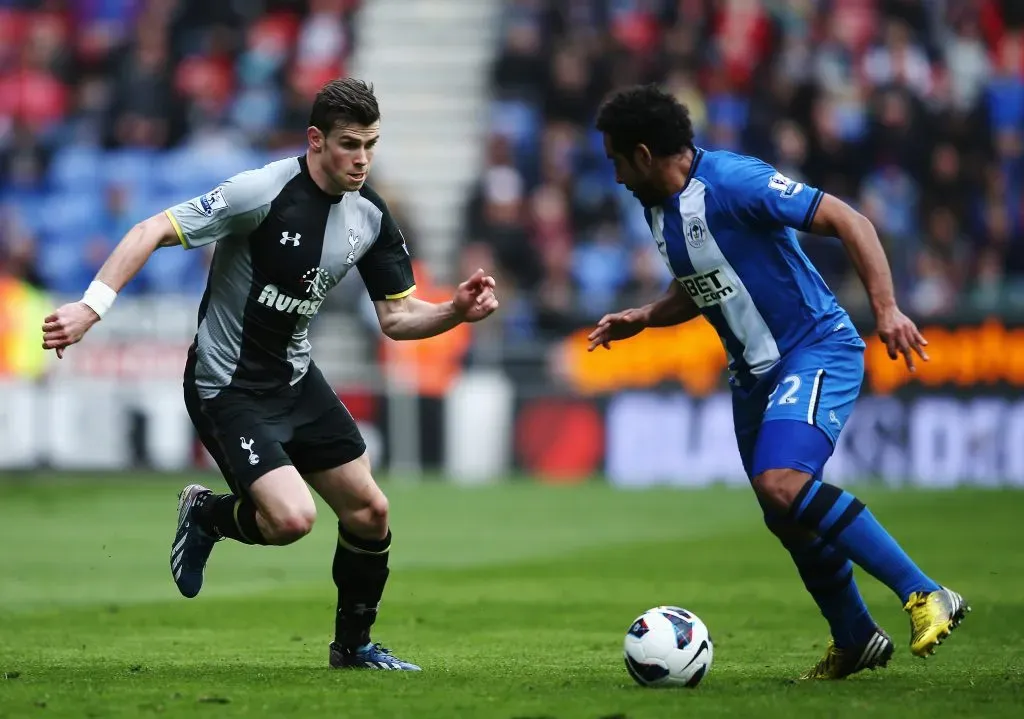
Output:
top-left (623, 606), bottom-right (713, 688)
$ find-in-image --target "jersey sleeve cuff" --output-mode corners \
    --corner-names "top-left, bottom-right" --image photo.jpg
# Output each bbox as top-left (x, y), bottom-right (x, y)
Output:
top-left (384, 285), bottom-right (416, 300)
top-left (801, 189), bottom-right (824, 231)
top-left (164, 209), bottom-right (189, 248)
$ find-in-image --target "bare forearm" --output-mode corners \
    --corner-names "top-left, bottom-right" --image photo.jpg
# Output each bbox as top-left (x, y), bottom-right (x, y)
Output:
top-left (381, 297), bottom-right (462, 340)
top-left (95, 217), bottom-right (175, 292)
top-left (810, 195), bottom-right (896, 315)
top-left (844, 220), bottom-right (896, 314)
top-left (838, 215), bottom-right (896, 314)
top-left (643, 281), bottom-right (700, 328)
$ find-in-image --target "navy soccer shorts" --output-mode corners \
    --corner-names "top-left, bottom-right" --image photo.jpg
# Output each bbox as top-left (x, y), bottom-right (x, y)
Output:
top-left (183, 364), bottom-right (366, 494)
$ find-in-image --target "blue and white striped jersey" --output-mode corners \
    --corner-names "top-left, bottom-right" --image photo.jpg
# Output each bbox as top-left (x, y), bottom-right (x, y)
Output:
top-left (644, 148), bottom-right (864, 388)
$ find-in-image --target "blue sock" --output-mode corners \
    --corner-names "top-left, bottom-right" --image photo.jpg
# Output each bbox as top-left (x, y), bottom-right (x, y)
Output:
top-left (765, 512), bottom-right (876, 648)
top-left (790, 480), bottom-right (940, 603)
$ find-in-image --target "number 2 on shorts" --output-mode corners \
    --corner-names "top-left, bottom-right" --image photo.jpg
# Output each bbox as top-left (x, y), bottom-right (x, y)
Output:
top-left (766, 374), bottom-right (801, 410)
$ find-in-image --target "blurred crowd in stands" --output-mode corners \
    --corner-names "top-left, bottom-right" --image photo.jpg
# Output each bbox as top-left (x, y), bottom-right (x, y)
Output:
top-left (469, 0), bottom-right (1024, 340)
top-left (2, 0), bottom-right (1024, 352)
top-left (0, 0), bottom-right (360, 296)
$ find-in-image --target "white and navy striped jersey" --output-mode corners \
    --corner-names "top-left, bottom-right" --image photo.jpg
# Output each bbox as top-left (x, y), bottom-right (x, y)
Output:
top-left (165, 156), bottom-right (415, 399)
top-left (645, 148), bottom-right (864, 388)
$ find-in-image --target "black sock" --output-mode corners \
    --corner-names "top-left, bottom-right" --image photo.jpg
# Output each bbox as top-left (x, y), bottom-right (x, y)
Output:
top-left (193, 493), bottom-right (268, 545)
top-left (333, 523), bottom-right (391, 649)
top-left (764, 513), bottom-right (875, 648)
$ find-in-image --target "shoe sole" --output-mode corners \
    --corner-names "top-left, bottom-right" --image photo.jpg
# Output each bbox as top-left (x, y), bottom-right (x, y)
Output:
top-left (330, 664), bottom-right (419, 670)
top-left (330, 662), bottom-right (422, 671)
top-left (911, 590), bottom-right (971, 658)
top-left (328, 649), bottom-right (421, 671)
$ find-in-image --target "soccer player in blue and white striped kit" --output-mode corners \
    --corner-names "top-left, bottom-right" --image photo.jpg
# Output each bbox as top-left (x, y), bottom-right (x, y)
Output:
top-left (588, 84), bottom-right (968, 680)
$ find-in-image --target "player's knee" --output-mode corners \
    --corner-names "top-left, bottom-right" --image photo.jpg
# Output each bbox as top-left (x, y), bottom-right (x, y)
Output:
top-left (266, 502), bottom-right (317, 544)
top-left (358, 494), bottom-right (389, 539)
top-left (753, 469), bottom-right (807, 512)
top-left (368, 494), bottom-right (389, 535)
top-left (344, 493), bottom-right (389, 540)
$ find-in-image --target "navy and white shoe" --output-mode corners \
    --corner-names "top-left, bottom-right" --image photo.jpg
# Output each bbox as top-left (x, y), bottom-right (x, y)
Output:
top-left (329, 642), bottom-right (422, 671)
top-left (170, 484), bottom-right (219, 599)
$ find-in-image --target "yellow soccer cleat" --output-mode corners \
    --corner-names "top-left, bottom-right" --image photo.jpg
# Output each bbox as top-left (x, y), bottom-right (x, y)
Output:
top-left (800, 628), bottom-right (894, 680)
top-left (904, 586), bottom-right (970, 658)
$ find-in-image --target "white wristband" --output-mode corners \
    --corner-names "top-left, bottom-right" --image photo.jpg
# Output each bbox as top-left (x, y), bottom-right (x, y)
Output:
top-left (81, 280), bottom-right (117, 319)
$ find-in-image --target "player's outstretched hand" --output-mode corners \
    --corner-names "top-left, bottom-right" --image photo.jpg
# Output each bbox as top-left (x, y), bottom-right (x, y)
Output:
top-left (876, 305), bottom-right (929, 373)
top-left (587, 308), bottom-right (650, 351)
top-left (41, 302), bottom-right (100, 359)
top-left (453, 268), bottom-right (499, 323)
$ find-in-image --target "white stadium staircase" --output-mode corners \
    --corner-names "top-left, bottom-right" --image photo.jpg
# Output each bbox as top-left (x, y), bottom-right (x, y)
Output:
top-left (349, 0), bottom-right (505, 279)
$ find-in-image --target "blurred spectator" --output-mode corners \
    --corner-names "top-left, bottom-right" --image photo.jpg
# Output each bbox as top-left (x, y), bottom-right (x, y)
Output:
top-left (863, 19), bottom-right (933, 99)
top-left (469, 0), bottom-right (1024, 336)
top-left (0, 203), bottom-right (49, 378)
top-left (4, 0), bottom-right (1024, 339)
top-left (0, 0), bottom-right (362, 296)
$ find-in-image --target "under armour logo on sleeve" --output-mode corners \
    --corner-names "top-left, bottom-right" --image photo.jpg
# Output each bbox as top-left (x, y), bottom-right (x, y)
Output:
top-left (280, 232), bottom-right (302, 246)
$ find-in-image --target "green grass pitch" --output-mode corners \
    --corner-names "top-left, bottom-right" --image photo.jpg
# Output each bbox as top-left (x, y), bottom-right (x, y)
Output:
top-left (0, 476), bottom-right (1021, 718)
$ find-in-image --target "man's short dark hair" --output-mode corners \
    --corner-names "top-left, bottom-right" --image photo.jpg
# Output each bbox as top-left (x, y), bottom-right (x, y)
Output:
top-left (310, 78), bottom-right (380, 135)
top-left (595, 84), bottom-right (694, 158)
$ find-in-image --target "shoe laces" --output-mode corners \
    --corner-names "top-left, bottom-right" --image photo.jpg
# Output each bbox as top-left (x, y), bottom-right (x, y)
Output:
top-left (358, 642), bottom-right (392, 657)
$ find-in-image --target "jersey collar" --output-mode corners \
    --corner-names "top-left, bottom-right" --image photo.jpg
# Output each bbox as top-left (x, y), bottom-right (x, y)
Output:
top-left (658, 146), bottom-right (704, 210)
top-left (682, 146), bottom-right (704, 193)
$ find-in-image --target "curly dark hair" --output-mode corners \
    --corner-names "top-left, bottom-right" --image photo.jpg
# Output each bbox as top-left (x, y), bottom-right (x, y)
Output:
top-left (310, 78), bottom-right (380, 135)
top-left (595, 84), bottom-right (695, 159)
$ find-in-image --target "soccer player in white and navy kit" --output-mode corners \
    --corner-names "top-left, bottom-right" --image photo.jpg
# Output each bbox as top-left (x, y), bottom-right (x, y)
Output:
top-left (589, 84), bottom-right (969, 679)
top-left (41, 79), bottom-right (500, 672)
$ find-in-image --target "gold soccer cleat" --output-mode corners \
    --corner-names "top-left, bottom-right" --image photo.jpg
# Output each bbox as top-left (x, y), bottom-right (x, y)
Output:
top-left (800, 628), bottom-right (894, 680)
top-left (904, 586), bottom-right (970, 658)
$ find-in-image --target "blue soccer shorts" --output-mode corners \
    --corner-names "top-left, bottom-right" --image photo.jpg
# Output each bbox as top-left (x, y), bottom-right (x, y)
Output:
top-left (732, 337), bottom-right (865, 480)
